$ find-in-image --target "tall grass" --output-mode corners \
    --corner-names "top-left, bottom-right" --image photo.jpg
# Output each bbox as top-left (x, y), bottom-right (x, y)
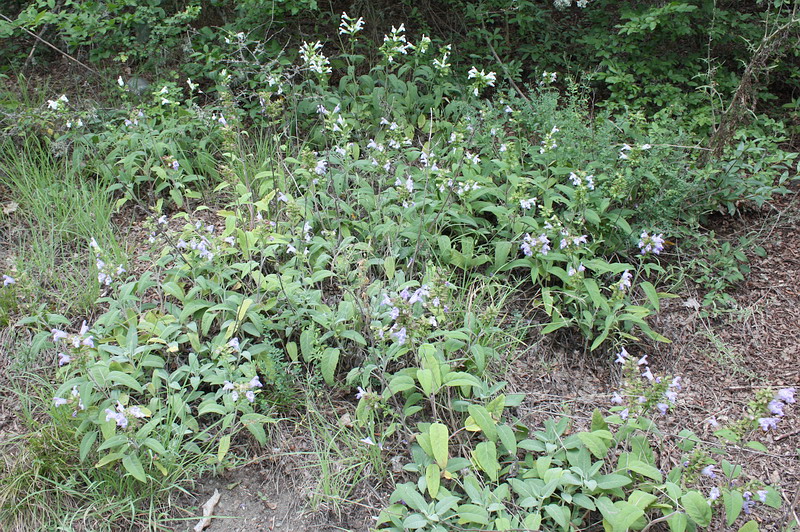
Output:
top-left (0, 137), bottom-right (124, 316)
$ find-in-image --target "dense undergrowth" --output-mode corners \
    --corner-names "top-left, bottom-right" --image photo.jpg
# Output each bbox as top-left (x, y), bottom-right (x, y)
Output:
top-left (0, 1), bottom-right (799, 531)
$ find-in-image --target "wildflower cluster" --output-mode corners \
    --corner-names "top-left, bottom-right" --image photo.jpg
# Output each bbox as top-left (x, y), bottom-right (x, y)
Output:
top-left (757, 387), bottom-right (795, 432)
top-left (47, 94), bottom-right (69, 111)
top-left (618, 142), bottom-right (652, 160)
top-left (222, 375), bottom-right (263, 403)
top-left (638, 231), bottom-right (665, 255)
top-left (339, 12), bottom-right (364, 36)
top-left (539, 125), bottom-right (559, 154)
top-left (611, 347), bottom-right (681, 419)
top-left (569, 171), bottom-right (595, 191)
top-left (520, 232), bottom-right (551, 257)
top-left (380, 24), bottom-right (413, 63)
top-left (89, 238), bottom-right (125, 286)
top-left (176, 221), bottom-right (217, 261)
top-left (105, 401), bottom-right (149, 429)
top-left (378, 281), bottom-right (449, 346)
top-left (53, 385), bottom-right (85, 416)
top-left (432, 45), bottom-right (452, 73)
top-left (467, 67), bottom-right (497, 97)
top-left (539, 71), bottom-right (557, 86)
top-left (299, 41), bottom-right (332, 76)
top-left (52, 320), bottom-right (95, 351)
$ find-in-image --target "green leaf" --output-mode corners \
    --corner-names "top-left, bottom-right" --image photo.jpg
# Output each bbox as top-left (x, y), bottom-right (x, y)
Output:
top-left (682, 491), bottom-right (711, 527)
top-left (627, 459), bottom-right (663, 482)
top-left (443, 371), bottom-right (482, 388)
top-left (472, 441), bottom-right (499, 482)
top-left (107, 371), bottom-right (144, 392)
top-left (300, 328), bottom-right (316, 362)
top-left (457, 504), bottom-right (489, 525)
top-left (719, 489), bottom-right (742, 526)
top-left (578, 432), bottom-right (610, 459)
top-left (402, 513), bottom-right (428, 529)
top-left (544, 504), bottom-right (571, 530)
top-left (429, 423), bottom-right (449, 469)
top-left (425, 464), bottom-right (440, 498)
top-left (591, 408), bottom-right (609, 432)
top-left (745, 440), bottom-right (768, 452)
top-left (417, 368), bottom-right (435, 396)
top-left (79, 431), bottom-right (98, 463)
top-left (762, 486), bottom-right (781, 508)
top-left (321, 347), bottom-right (340, 385)
top-left (467, 405), bottom-right (497, 442)
top-left (737, 521), bottom-right (759, 532)
top-left (386, 374), bottom-right (415, 396)
top-left (595, 474), bottom-right (632, 490)
top-left (218, 434), bottom-right (231, 463)
top-left (122, 453), bottom-right (147, 482)
top-left (640, 281), bottom-right (660, 311)
top-left (668, 511), bottom-right (687, 532)
top-left (497, 424), bottom-right (517, 456)
top-left (95, 452), bottom-right (123, 468)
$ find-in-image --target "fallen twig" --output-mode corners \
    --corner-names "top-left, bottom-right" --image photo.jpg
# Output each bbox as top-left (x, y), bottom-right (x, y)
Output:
top-left (193, 489), bottom-right (222, 532)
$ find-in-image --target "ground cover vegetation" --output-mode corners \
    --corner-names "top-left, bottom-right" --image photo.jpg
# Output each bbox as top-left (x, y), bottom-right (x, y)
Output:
top-left (0, 0), bottom-right (798, 530)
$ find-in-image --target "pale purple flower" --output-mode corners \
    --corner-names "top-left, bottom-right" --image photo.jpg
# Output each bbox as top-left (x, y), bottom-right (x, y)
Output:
top-left (223, 380), bottom-right (235, 391)
top-left (615, 347), bottom-right (628, 364)
top-left (231, 390), bottom-right (239, 401)
top-left (670, 376), bottom-right (682, 390)
top-left (619, 408), bottom-right (629, 420)
top-left (758, 417), bottom-right (780, 431)
top-left (128, 406), bottom-right (146, 418)
top-left (776, 388), bottom-right (796, 404)
top-left (245, 390), bottom-right (256, 402)
top-left (389, 307), bottom-right (400, 320)
top-left (228, 338), bottom-right (240, 351)
top-left (356, 387), bottom-right (367, 400)
top-left (757, 490), bottom-right (768, 503)
top-left (53, 397), bottom-right (68, 407)
top-left (52, 329), bottom-right (69, 342)
top-left (664, 390), bottom-right (678, 403)
top-left (618, 270), bottom-right (632, 291)
top-left (315, 159), bottom-right (327, 175)
top-left (2, 275), bottom-right (14, 286)
top-left (709, 487), bottom-right (720, 501)
top-left (57, 352), bottom-right (72, 366)
top-left (171, 160), bottom-right (180, 171)
top-left (105, 409), bottom-right (128, 428)
top-left (638, 232), bottom-right (665, 255)
top-left (249, 376), bottom-right (262, 388)
top-left (706, 416), bottom-right (719, 428)
top-left (701, 465), bottom-right (716, 478)
top-left (642, 367), bottom-right (654, 382)
top-left (768, 400), bottom-right (785, 417)
top-left (392, 327), bottom-right (408, 345)
top-left (656, 402), bottom-right (669, 414)
top-left (611, 392), bottom-right (624, 405)
top-left (637, 354), bottom-right (648, 366)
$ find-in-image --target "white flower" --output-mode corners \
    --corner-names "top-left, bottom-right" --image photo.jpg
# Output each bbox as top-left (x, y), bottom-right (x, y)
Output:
top-left (339, 12), bottom-right (365, 35)
top-left (118, 76), bottom-right (125, 87)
